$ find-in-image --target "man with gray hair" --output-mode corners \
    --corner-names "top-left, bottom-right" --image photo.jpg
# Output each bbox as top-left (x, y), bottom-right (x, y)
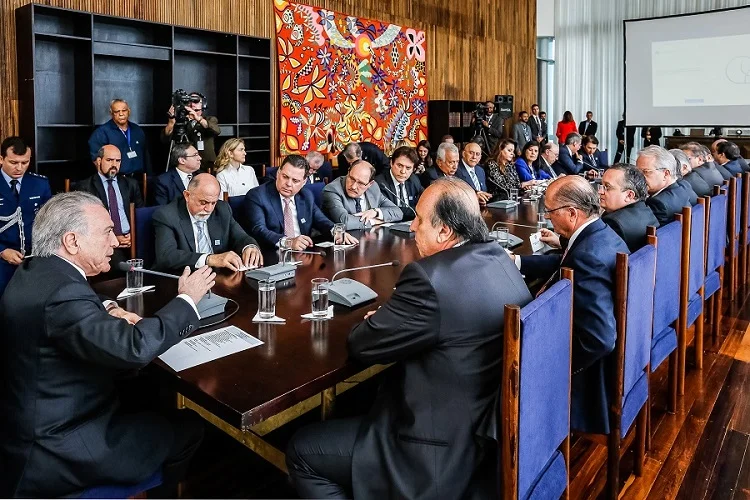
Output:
top-left (0, 191), bottom-right (215, 497)
top-left (671, 149), bottom-right (711, 199)
top-left (636, 145), bottom-right (693, 225)
top-left (304, 150), bottom-right (333, 184)
top-left (286, 177), bottom-right (531, 498)
top-left (557, 132), bottom-right (584, 175)
top-left (336, 141), bottom-right (390, 176)
top-left (419, 141), bottom-right (460, 187)
top-left (511, 175), bottom-right (630, 434)
top-left (679, 141), bottom-right (726, 186)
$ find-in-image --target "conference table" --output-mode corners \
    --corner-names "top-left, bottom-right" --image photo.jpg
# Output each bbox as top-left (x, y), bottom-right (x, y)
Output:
top-left (95, 197), bottom-right (547, 472)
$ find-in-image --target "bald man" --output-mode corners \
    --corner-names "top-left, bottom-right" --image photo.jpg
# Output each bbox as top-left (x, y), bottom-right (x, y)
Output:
top-left (510, 176), bottom-right (629, 435)
top-left (152, 173), bottom-right (262, 272)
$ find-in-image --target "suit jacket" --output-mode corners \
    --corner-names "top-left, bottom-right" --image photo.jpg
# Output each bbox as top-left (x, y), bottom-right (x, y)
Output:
top-left (515, 158), bottom-right (550, 181)
top-left (520, 219), bottom-right (629, 433)
top-left (349, 242), bottom-right (532, 499)
top-left (692, 163), bottom-right (725, 188)
top-left (75, 174), bottom-right (145, 217)
top-left (683, 171), bottom-right (713, 198)
top-left (581, 150), bottom-right (607, 170)
top-left (483, 113), bottom-right (503, 152)
top-left (558, 144), bottom-right (584, 175)
top-left (0, 255), bottom-right (199, 497)
top-left (678, 179), bottom-right (699, 205)
top-left (641, 127), bottom-right (662, 147)
top-left (615, 121), bottom-right (636, 145)
top-left (722, 159), bottom-right (743, 176)
top-left (456, 160), bottom-right (488, 191)
top-left (152, 197), bottom-right (257, 271)
top-left (513, 121), bottom-right (532, 150)
top-left (242, 180), bottom-right (334, 249)
top-left (322, 176), bottom-right (403, 230)
top-left (529, 114), bottom-right (544, 140)
top-left (713, 161), bottom-right (733, 181)
top-left (336, 142), bottom-right (391, 176)
top-left (738, 156), bottom-right (750, 173)
top-left (153, 168), bottom-right (188, 206)
top-left (374, 171), bottom-right (423, 221)
top-left (419, 166), bottom-right (450, 188)
top-left (578, 120), bottom-right (598, 136)
top-left (536, 157), bottom-right (559, 179)
top-left (646, 181), bottom-right (693, 226)
top-left (602, 201), bottom-right (659, 252)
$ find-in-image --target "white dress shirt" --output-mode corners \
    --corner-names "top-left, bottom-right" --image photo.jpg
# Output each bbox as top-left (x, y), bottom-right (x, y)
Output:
top-left (217, 164), bottom-right (259, 198)
top-left (389, 170), bottom-right (409, 206)
top-left (176, 168), bottom-right (194, 190)
top-left (279, 194), bottom-right (301, 241)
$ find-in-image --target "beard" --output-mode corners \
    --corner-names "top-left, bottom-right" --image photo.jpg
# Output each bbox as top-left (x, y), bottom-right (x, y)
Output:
top-left (106, 168), bottom-right (117, 179)
top-left (194, 213), bottom-right (210, 221)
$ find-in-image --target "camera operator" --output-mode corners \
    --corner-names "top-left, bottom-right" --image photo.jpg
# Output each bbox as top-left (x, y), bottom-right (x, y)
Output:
top-left (470, 101), bottom-right (502, 155)
top-left (161, 91), bottom-right (221, 170)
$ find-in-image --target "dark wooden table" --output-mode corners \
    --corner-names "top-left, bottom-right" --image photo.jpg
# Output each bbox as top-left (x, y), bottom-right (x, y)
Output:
top-left (96, 198), bottom-right (547, 471)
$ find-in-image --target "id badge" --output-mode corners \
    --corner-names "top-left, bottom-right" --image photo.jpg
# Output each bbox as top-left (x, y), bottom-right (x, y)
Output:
top-left (196, 140), bottom-right (205, 151)
top-left (126, 150), bottom-right (137, 159)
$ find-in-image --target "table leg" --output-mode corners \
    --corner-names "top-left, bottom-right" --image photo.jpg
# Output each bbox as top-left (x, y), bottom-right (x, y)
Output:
top-left (321, 387), bottom-right (336, 420)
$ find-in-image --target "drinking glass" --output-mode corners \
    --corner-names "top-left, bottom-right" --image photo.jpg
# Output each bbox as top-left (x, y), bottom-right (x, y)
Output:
top-left (125, 258), bottom-right (143, 292)
top-left (537, 212), bottom-right (547, 230)
top-left (258, 280), bottom-right (276, 319)
top-left (495, 226), bottom-right (510, 247)
top-left (510, 188), bottom-right (519, 203)
top-left (332, 223), bottom-right (346, 248)
top-left (311, 278), bottom-right (330, 318)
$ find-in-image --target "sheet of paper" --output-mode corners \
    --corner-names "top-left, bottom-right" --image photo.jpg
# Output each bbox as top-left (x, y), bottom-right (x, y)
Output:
top-left (237, 264), bottom-right (258, 271)
top-left (530, 232), bottom-right (545, 253)
top-left (158, 325), bottom-right (263, 372)
top-left (315, 242), bottom-right (356, 249)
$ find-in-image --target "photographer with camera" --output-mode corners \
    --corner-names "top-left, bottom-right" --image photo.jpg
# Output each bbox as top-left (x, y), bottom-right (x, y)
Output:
top-left (161, 91), bottom-right (221, 170)
top-left (470, 101), bottom-right (502, 155)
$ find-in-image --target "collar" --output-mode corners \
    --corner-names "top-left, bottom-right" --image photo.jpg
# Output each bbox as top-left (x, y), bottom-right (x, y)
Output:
top-left (1, 170), bottom-right (21, 187)
top-left (453, 239), bottom-right (467, 248)
top-left (463, 160), bottom-right (476, 171)
top-left (566, 217), bottom-right (598, 251)
top-left (280, 194), bottom-right (296, 207)
top-left (389, 169), bottom-right (403, 187)
top-left (176, 168), bottom-right (194, 184)
top-left (55, 254), bottom-right (87, 279)
top-left (188, 210), bottom-right (210, 226)
top-left (650, 181), bottom-right (674, 198)
top-left (97, 172), bottom-right (118, 185)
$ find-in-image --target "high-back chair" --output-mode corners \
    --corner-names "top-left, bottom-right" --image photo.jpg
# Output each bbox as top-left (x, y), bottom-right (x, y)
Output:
top-left (501, 268), bottom-right (574, 499)
top-left (78, 469), bottom-right (162, 499)
top-left (129, 203), bottom-right (158, 268)
top-left (741, 172), bottom-right (750, 287)
top-left (227, 195), bottom-right (246, 225)
top-left (704, 186), bottom-right (728, 343)
top-left (726, 176), bottom-right (741, 296)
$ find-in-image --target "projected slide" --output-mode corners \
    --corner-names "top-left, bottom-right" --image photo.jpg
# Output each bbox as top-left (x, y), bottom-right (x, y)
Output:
top-left (652, 34), bottom-right (750, 108)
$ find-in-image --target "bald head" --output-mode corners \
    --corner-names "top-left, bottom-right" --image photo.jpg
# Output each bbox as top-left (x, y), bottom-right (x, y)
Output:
top-left (184, 173), bottom-right (220, 219)
top-left (95, 144), bottom-right (122, 178)
top-left (187, 172), bottom-right (219, 193)
top-left (546, 175), bottom-right (600, 217)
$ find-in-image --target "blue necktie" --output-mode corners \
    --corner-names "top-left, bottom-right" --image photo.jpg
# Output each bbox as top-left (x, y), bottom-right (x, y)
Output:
top-left (196, 221), bottom-right (212, 254)
top-left (355, 197), bottom-right (362, 212)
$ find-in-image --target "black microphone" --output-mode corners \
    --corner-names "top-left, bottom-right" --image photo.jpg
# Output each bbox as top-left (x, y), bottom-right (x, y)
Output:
top-left (117, 262), bottom-right (179, 280)
top-left (331, 260), bottom-right (400, 282)
top-left (379, 183), bottom-right (416, 215)
top-left (487, 175), bottom-right (516, 202)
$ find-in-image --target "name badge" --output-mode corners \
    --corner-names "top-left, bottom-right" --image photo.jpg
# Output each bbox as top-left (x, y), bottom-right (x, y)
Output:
top-left (29, 195), bottom-right (41, 200)
top-left (408, 196), bottom-right (413, 201)
top-left (300, 218), bottom-right (306, 224)
top-left (196, 140), bottom-right (205, 151)
top-left (214, 239), bottom-right (220, 245)
top-left (127, 151), bottom-right (137, 159)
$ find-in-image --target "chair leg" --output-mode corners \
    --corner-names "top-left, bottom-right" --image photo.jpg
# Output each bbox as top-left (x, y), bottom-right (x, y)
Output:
top-left (635, 405), bottom-right (647, 477)
top-left (668, 351), bottom-right (678, 413)
top-left (607, 431), bottom-right (621, 500)
top-left (678, 323), bottom-right (687, 396)
top-left (695, 310), bottom-right (704, 370)
top-left (646, 393), bottom-right (652, 452)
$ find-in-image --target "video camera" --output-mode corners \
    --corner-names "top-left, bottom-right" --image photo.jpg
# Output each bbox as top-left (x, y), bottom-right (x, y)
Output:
top-left (169, 89), bottom-right (201, 144)
top-left (474, 102), bottom-right (490, 123)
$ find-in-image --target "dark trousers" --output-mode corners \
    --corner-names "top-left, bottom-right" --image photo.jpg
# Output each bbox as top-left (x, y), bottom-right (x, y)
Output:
top-left (286, 417), bottom-right (362, 499)
top-left (613, 142), bottom-right (634, 164)
top-left (150, 409), bottom-right (205, 497)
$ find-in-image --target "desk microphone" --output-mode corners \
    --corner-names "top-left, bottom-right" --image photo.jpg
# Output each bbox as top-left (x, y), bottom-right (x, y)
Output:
top-left (328, 260), bottom-right (400, 307)
top-left (486, 177), bottom-right (518, 209)
top-left (282, 248), bottom-right (326, 264)
top-left (379, 183), bottom-right (416, 216)
top-left (117, 262), bottom-right (179, 279)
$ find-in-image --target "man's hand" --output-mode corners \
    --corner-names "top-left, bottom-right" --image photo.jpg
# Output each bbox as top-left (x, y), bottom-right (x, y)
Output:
top-left (242, 245), bottom-right (263, 268)
top-left (482, 120), bottom-right (489, 128)
top-left (178, 266), bottom-right (216, 305)
top-left (539, 228), bottom-right (561, 249)
top-left (116, 234), bottom-right (131, 248)
top-left (108, 306), bottom-right (142, 325)
top-left (342, 232), bottom-right (359, 245)
top-left (0, 248), bottom-right (24, 265)
top-left (619, 139), bottom-right (625, 145)
top-left (477, 191), bottom-right (492, 207)
top-left (207, 251), bottom-right (243, 272)
top-left (286, 235), bottom-right (314, 251)
top-left (356, 209), bottom-right (379, 222)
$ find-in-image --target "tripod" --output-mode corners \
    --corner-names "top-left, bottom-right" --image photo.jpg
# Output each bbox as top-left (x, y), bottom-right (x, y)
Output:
top-left (164, 128), bottom-right (190, 172)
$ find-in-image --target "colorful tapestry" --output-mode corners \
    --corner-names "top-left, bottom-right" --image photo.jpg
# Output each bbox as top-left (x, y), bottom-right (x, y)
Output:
top-left (273, 0), bottom-right (428, 156)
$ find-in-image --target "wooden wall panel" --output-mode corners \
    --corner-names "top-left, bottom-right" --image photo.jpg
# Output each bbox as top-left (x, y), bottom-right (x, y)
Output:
top-left (0, 0), bottom-right (536, 159)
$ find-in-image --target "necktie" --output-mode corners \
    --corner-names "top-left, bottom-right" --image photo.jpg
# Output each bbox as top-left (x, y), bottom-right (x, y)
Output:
top-left (195, 220), bottom-right (212, 254)
top-left (185, 173), bottom-right (193, 189)
top-left (9, 179), bottom-right (19, 200)
top-left (468, 168), bottom-right (481, 190)
top-left (355, 197), bottom-right (362, 213)
top-left (283, 198), bottom-right (296, 237)
top-left (400, 184), bottom-right (408, 207)
top-left (106, 179), bottom-right (123, 236)
top-left (536, 245), bottom-right (571, 298)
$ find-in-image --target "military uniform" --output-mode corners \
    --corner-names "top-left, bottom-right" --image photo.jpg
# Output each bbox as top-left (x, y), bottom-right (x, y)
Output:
top-left (0, 172), bottom-right (52, 295)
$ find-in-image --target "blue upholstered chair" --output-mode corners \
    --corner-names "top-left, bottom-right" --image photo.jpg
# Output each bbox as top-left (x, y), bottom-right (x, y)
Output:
top-left (306, 181), bottom-right (326, 208)
top-left (78, 469), bottom-right (162, 499)
top-left (726, 176), bottom-right (741, 295)
top-left (501, 269), bottom-right (573, 500)
top-left (741, 172), bottom-right (750, 288)
top-left (226, 195), bottom-right (246, 225)
top-left (704, 187), bottom-right (728, 343)
top-left (604, 239), bottom-right (656, 498)
top-left (129, 204), bottom-right (158, 268)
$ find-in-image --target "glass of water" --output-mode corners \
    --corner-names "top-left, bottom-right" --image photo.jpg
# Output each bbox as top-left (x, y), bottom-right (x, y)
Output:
top-left (125, 258), bottom-right (143, 292)
top-left (332, 223), bottom-right (346, 248)
top-left (537, 212), bottom-right (546, 229)
top-left (311, 278), bottom-right (330, 318)
top-left (257, 280), bottom-right (276, 319)
top-left (510, 188), bottom-right (519, 203)
top-left (495, 226), bottom-right (510, 247)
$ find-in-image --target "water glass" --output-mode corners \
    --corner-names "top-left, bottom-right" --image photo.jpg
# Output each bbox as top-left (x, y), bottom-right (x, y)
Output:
top-left (258, 280), bottom-right (276, 319)
top-left (510, 188), bottom-right (519, 203)
top-left (537, 212), bottom-right (547, 229)
top-left (125, 258), bottom-right (143, 292)
top-left (495, 226), bottom-right (510, 247)
top-left (332, 223), bottom-right (346, 248)
top-left (311, 278), bottom-right (330, 318)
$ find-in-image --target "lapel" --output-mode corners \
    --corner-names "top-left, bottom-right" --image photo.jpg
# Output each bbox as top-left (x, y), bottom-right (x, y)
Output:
top-left (267, 183), bottom-right (285, 229)
top-left (294, 190), bottom-right (308, 228)
top-left (0, 175), bottom-right (11, 201)
top-left (177, 198), bottom-right (196, 251)
top-left (561, 219), bottom-right (602, 267)
top-left (364, 183), bottom-right (378, 210)
top-left (92, 175), bottom-right (108, 206)
top-left (117, 175), bottom-right (130, 206)
top-left (172, 169), bottom-right (185, 196)
top-left (207, 207), bottom-right (223, 251)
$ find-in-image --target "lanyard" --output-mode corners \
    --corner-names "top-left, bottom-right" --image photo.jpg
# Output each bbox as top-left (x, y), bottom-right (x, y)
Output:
top-left (120, 127), bottom-right (132, 150)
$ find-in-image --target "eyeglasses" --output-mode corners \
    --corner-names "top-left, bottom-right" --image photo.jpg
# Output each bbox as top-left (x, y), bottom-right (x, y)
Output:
top-left (185, 153), bottom-right (202, 158)
top-left (347, 177), bottom-right (370, 189)
top-left (639, 168), bottom-right (666, 175)
top-left (542, 205), bottom-right (576, 214)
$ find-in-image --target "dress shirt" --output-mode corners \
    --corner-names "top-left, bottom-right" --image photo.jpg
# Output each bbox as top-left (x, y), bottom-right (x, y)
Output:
top-left (1, 170), bottom-right (21, 190)
top-left (176, 168), bottom-right (194, 190)
top-left (279, 194), bottom-right (301, 240)
top-left (389, 170), bottom-right (409, 206)
top-left (533, 115), bottom-right (542, 133)
top-left (511, 217), bottom-right (599, 269)
top-left (217, 164), bottom-right (259, 198)
top-left (541, 158), bottom-right (557, 179)
top-left (465, 164), bottom-right (483, 190)
top-left (355, 192), bottom-right (383, 220)
top-left (188, 211), bottom-right (256, 266)
top-left (97, 172), bottom-right (130, 233)
top-left (55, 254), bottom-right (199, 316)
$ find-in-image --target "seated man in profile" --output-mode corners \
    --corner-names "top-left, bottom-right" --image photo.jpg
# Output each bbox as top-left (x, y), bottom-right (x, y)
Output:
top-left (243, 155), bottom-right (358, 250)
top-left (712, 138), bottom-right (749, 173)
top-left (152, 173), bottom-right (262, 272)
top-left (714, 140), bottom-right (744, 176)
top-left (420, 142), bottom-right (460, 187)
top-left (671, 149), bottom-right (712, 199)
top-left (556, 133), bottom-right (584, 175)
top-left (322, 160), bottom-right (402, 230)
top-left (680, 142), bottom-right (725, 188)
top-left (511, 176), bottom-right (629, 434)
top-left (580, 135), bottom-right (608, 170)
top-left (374, 146), bottom-right (423, 221)
top-left (637, 145), bottom-right (694, 225)
top-left (286, 178), bottom-right (532, 499)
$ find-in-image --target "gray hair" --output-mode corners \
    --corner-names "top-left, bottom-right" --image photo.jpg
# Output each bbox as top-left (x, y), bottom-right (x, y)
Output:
top-left (564, 133), bottom-right (582, 146)
top-left (608, 164), bottom-right (649, 201)
top-left (639, 145), bottom-right (679, 178)
top-left (552, 176), bottom-right (600, 217)
top-left (429, 177), bottom-right (490, 243)
top-left (436, 142), bottom-right (459, 161)
top-left (349, 160), bottom-right (376, 182)
top-left (32, 192), bottom-right (104, 257)
top-left (342, 143), bottom-right (362, 162)
top-left (305, 150), bottom-right (325, 167)
top-left (109, 98), bottom-right (128, 109)
top-left (669, 149), bottom-right (691, 178)
top-left (679, 142), bottom-right (705, 163)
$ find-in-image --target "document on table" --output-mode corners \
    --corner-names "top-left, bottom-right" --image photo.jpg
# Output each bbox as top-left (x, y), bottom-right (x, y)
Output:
top-left (158, 325), bottom-right (263, 372)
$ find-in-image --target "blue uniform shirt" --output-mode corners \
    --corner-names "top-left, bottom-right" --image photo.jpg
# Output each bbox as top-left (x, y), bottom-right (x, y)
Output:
top-left (88, 120), bottom-right (151, 175)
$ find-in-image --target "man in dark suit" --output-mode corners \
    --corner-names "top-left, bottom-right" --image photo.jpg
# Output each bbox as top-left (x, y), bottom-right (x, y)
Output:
top-left (286, 177), bottom-right (532, 498)
top-left (0, 137), bottom-right (52, 297)
top-left (243, 155), bottom-right (357, 251)
top-left (637, 146), bottom-right (693, 225)
top-left (478, 100), bottom-right (503, 154)
top-left (671, 149), bottom-right (712, 199)
top-left (153, 174), bottom-right (262, 272)
top-left (513, 176), bottom-right (629, 434)
top-left (578, 111), bottom-right (598, 137)
top-left (337, 142), bottom-right (390, 177)
top-left (537, 142), bottom-right (561, 179)
top-left (599, 164), bottom-right (659, 252)
top-left (456, 141), bottom-right (492, 206)
top-left (680, 142), bottom-right (725, 188)
top-left (322, 161), bottom-right (403, 230)
top-left (420, 142), bottom-right (460, 187)
top-left (580, 135), bottom-right (608, 171)
top-left (153, 143), bottom-right (202, 205)
top-left (539, 111), bottom-right (549, 143)
top-left (0, 191), bottom-right (215, 498)
top-left (374, 146), bottom-right (423, 221)
top-left (556, 133), bottom-right (584, 175)
top-left (529, 103), bottom-right (545, 143)
top-left (642, 126), bottom-right (663, 147)
top-left (305, 151), bottom-right (333, 184)
top-left (613, 114), bottom-right (637, 164)
top-left (714, 140), bottom-right (744, 176)
top-left (75, 145), bottom-right (144, 270)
